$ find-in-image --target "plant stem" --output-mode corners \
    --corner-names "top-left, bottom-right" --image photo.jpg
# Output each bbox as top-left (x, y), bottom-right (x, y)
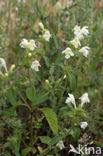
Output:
top-left (58, 77), bottom-right (67, 106)
top-left (27, 66), bottom-right (35, 147)
top-left (30, 112), bottom-right (34, 147)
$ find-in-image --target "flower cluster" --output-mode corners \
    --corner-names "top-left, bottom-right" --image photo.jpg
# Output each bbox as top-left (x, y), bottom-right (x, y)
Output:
top-left (19, 23), bottom-right (52, 72)
top-left (72, 25), bottom-right (89, 39)
top-left (20, 39), bottom-right (41, 72)
top-left (65, 92), bottom-right (90, 108)
top-left (62, 25), bottom-right (90, 59)
top-left (20, 39), bottom-right (36, 51)
top-left (39, 22), bottom-right (52, 42)
top-left (65, 93), bottom-right (90, 129)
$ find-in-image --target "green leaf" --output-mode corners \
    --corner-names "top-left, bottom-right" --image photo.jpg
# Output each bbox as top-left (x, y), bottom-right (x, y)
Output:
top-left (68, 73), bottom-right (77, 91)
top-left (93, 141), bottom-right (103, 147)
top-left (72, 128), bottom-right (80, 141)
top-left (39, 136), bottom-right (51, 145)
top-left (26, 87), bottom-right (36, 102)
top-left (49, 136), bottom-right (61, 146)
top-left (21, 58), bottom-right (29, 66)
top-left (55, 55), bottom-right (65, 66)
top-left (43, 56), bottom-right (50, 67)
top-left (33, 71), bottom-right (41, 81)
top-left (52, 31), bottom-right (58, 49)
top-left (7, 89), bottom-right (16, 105)
top-left (4, 151), bottom-right (11, 156)
top-left (91, 48), bottom-right (101, 71)
top-left (35, 48), bottom-right (45, 56)
top-left (22, 147), bottom-right (32, 156)
top-left (33, 92), bottom-right (48, 106)
top-left (3, 109), bottom-right (17, 116)
top-left (63, 111), bottom-right (74, 117)
top-left (42, 108), bottom-right (58, 134)
top-left (10, 100), bottom-right (22, 110)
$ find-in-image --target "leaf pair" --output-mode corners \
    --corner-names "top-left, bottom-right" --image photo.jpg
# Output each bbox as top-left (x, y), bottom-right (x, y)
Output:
top-left (26, 87), bottom-right (48, 106)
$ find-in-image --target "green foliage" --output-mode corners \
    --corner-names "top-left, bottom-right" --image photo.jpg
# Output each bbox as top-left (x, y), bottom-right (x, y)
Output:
top-left (26, 87), bottom-right (36, 102)
top-left (71, 127), bottom-right (81, 141)
top-left (22, 147), bottom-right (32, 156)
top-left (39, 136), bottom-right (51, 145)
top-left (42, 107), bottom-right (58, 134)
top-left (7, 89), bottom-right (16, 105)
top-left (68, 73), bottom-right (77, 91)
top-left (33, 92), bottom-right (48, 106)
top-left (5, 130), bottom-right (21, 156)
top-left (0, 0), bottom-right (103, 155)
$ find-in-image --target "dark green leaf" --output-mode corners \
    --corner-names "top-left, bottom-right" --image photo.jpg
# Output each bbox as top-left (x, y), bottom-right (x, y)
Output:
top-left (7, 89), bottom-right (16, 105)
top-left (43, 56), bottom-right (50, 67)
top-left (33, 93), bottom-right (48, 106)
top-left (55, 55), bottom-right (65, 66)
top-left (26, 87), bottom-right (36, 102)
top-left (72, 128), bottom-right (80, 141)
top-left (39, 136), bottom-right (51, 144)
top-left (93, 141), bottom-right (103, 147)
top-left (49, 136), bottom-right (61, 146)
top-left (68, 73), bottom-right (77, 91)
top-left (22, 147), bottom-right (32, 156)
top-left (42, 108), bottom-right (58, 134)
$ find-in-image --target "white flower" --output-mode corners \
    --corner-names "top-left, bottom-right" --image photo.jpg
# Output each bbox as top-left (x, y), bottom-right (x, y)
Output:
top-left (43, 30), bottom-right (52, 42)
top-left (79, 93), bottom-right (90, 107)
top-left (62, 47), bottom-right (74, 59)
top-left (79, 46), bottom-right (90, 57)
top-left (65, 93), bottom-right (76, 109)
top-left (72, 25), bottom-right (89, 41)
top-left (73, 25), bottom-right (81, 35)
top-left (56, 141), bottom-right (65, 150)
top-left (70, 39), bottom-right (81, 48)
top-left (31, 60), bottom-right (41, 72)
top-left (20, 39), bottom-right (29, 48)
top-left (81, 26), bottom-right (89, 36)
top-left (0, 58), bottom-right (7, 72)
top-left (28, 39), bottom-right (36, 51)
top-left (80, 122), bottom-right (88, 129)
top-left (75, 32), bottom-right (84, 40)
top-left (20, 39), bottom-right (36, 51)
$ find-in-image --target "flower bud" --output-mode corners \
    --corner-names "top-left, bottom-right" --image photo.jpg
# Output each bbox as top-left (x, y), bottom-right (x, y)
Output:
top-left (63, 75), bottom-right (66, 79)
top-left (5, 72), bottom-right (9, 77)
top-left (45, 79), bottom-right (49, 84)
top-left (10, 64), bottom-right (15, 71)
top-left (38, 22), bottom-right (44, 30)
top-left (28, 53), bottom-right (32, 57)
